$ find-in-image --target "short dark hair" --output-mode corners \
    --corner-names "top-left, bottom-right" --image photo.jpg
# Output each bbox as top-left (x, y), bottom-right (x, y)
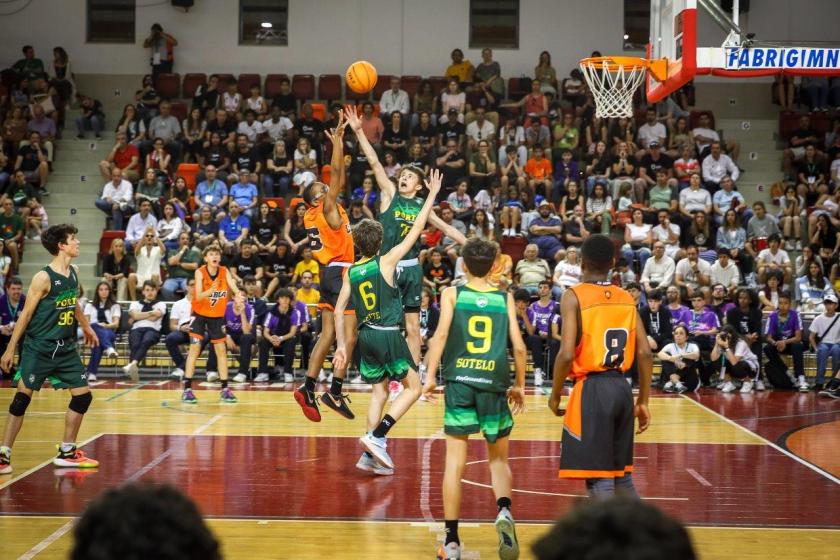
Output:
top-left (626, 282), bottom-right (641, 292)
top-left (513, 288), bottom-right (531, 303)
top-left (648, 289), bottom-right (663, 301)
top-left (71, 483), bottom-right (221, 560)
top-left (7, 277), bottom-right (22, 287)
top-left (538, 280), bottom-right (552, 289)
top-left (718, 246), bottom-right (730, 256)
top-left (580, 234), bottom-right (615, 275)
top-left (768, 233), bottom-right (781, 244)
top-left (243, 274), bottom-right (257, 284)
top-left (142, 280), bottom-right (158, 291)
top-left (531, 497), bottom-right (696, 560)
top-left (778, 290), bottom-right (792, 301)
top-left (42, 224), bottom-right (78, 256)
top-left (353, 219), bottom-right (384, 258)
top-left (461, 238), bottom-right (497, 278)
top-left (276, 288), bottom-right (293, 301)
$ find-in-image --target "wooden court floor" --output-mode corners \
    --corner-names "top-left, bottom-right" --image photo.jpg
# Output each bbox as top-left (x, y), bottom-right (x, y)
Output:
top-left (1, 381), bottom-right (839, 559)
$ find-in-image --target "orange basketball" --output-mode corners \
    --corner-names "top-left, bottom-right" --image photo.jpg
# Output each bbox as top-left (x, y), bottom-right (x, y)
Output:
top-left (346, 60), bottom-right (378, 94)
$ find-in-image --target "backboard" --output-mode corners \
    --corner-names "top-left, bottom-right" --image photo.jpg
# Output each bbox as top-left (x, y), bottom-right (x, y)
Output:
top-left (647, 0), bottom-right (697, 103)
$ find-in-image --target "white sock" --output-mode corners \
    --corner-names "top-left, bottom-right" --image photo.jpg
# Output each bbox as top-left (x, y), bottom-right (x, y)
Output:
top-left (60, 442), bottom-right (75, 453)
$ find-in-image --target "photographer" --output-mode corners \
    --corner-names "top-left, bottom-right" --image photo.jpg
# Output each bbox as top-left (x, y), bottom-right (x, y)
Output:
top-left (143, 24), bottom-right (178, 83)
top-left (711, 325), bottom-right (759, 394)
top-left (658, 325), bottom-right (700, 393)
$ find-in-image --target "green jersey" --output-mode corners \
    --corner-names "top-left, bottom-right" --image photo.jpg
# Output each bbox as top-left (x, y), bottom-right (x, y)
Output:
top-left (379, 194), bottom-right (422, 260)
top-left (26, 266), bottom-right (79, 343)
top-left (348, 256), bottom-right (404, 328)
top-left (442, 285), bottom-right (511, 392)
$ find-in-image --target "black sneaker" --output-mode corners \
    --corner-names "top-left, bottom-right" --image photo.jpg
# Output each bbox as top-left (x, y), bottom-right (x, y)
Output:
top-left (40, 188), bottom-right (50, 197)
top-left (320, 391), bottom-right (355, 420)
top-left (293, 386), bottom-right (321, 422)
top-left (819, 386), bottom-right (840, 399)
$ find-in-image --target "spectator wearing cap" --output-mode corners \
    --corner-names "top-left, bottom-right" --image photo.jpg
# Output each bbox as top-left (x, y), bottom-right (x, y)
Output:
top-left (193, 165), bottom-right (229, 220)
top-left (635, 107), bottom-right (667, 160)
top-left (528, 201), bottom-right (563, 263)
top-left (229, 170), bottom-right (259, 218)
top-left (809, 291), bottom-right (840, 392)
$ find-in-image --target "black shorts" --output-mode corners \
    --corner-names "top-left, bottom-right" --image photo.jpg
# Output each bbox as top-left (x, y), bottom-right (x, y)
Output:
top-left (190, 314), bottom-right (226, 344)
top-left (559, 371), bottom-right (635, 479)
top-left (319, 265), bottom-right (354, 313)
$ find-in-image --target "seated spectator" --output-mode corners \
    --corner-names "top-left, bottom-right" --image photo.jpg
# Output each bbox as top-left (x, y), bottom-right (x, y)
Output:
top-left (291, 246), bottom-right (319, 286)
top-left (204, 110), bottom-right (237, 155)
top-left (410, 112), bottom-right (438, 157)
top-left (221, 78), bottom-right (243, 116)
top-left (192, 205), bottom-right (220, 249)
top-left (678, 174), bottom-right (712, 225)
top-left (756, 233), bottom-right (792, 284)
top-left (116, 103), bottom-right (146, 145)
top-left (293, 137), bottom-right (318, 175)
top-left (635, 108), bottom-right (667, 159)
top-left (465, 77), bottom-right (499, 120)
top-left (688, 290), bottom-right (720, 366)
top-left (193, 165), bottom-right (229, 220)
top-left (162, 232), bottom-right (200, 300)
top-left (675, 245), bottom-right (711, 298)
top-left (95, 166), bottom-right (135, 229)
top-left (499, 145), bottom-right (526, 192)
top-left (608, 141), bottom-right (637, 199)
top-left (525, 145), bottom-right (552, 198)
top-left (122, 280), bottom-right (167, 380)
top-left (70, 482), bottom-right (221, 560)
top-left (251, 202), bottom-right (280, 254)
top-left (552, 112), bottom-right (579, 156)
top-left (664, 285), bottom-right (691, 330)
top-left (468, 208), bottom-right (494, 241)
top-left (468, 139), bottom-right (496, 194)
top-left (101, 237), bottom-right (130, 300)
top-left (75, 95), bottom-right (105, 140)
top-left (552, 246), bottom-right (581, 294)
top-left (129, 227), bottom-right (164, 300)
top-left (438, 206), bottom-right (467, 261)
top-left (779, 115), bottom-right (821, 183)
top-left (380, 76), bottom-right (410, 117)
top-left (440, 79), bottom-right (467, 124)
top-left (23, 104), bottom-right (55, 165)
top-left (585, 182), bottom-right (612, 235)
top-left (423, 248), bottom-right (454, 295)
top-left (552, 149), bottom-right (579, 203)
top-left (558, 181), bottom-right (585, 221)
top-left (650, 209), bottom-right (681, 260)
top-left (640, 242), bottom-right (675, 295)
top-left (83, 281), bottom-right (121, 382)
top-left (263, 242), bottom-right (294, 299)
top-left (796, 144), bottom-right (828, 207)
top-left (270, 77), bottom-right (297, 120)
top-left (198, 132), bottom-right (232, 183)
top-left (514, 243), bottom-right (551, 294)
top-left (758, 270), bottom-right (783, 311)
top-left (229, 239), bottom-right (264, 288)
top-left (359, 101), bottom-right (384, 150)
top-left (658, 325), bottom-right (700, 392)
top-left (711, 176), bottom-right (748, 225)
top-left (5, 170), bottom-right (39, 219)
top-left (499, 185), bottom-right (523, 236)
top-left (446, 179), bottom-right (474, 224)
top-left (0, 199), bottom-right (24, 273)
top-left (505, 80), bottom-right (548, 127)
top-left (181, 107), bottom-right (206, 163)
top-left (622, 208), bottom-right (652, 272)
top-left (229, 170), bottom-right (259, 219)
top-left (673, 144), bottom-right (699, 189)
top-left (206, 296), bottom-right (256, 383)
top-left (257, 289), bottom-right (300, 383)
top-left (778, 185), bottom-right (802, 251)
top-left (145, 137), bottom-right (172, 179)
top-left (263, 105), bottom-right (294, 147)
top-left (716, 209), bottom-right (753, 281)
top-left (692, 112), bottom-right (738, 161)
top-left (810, 213), bottom-right (840, 261)
top-left (218, 202), bottom-right (250, 255)
top-left (445, 48), bottom-right (474, 84)
top-left (168, 176), bottom-right (193, 221)
top-left (524, 118), bottom-right (552, 155)
top-left (701, 142), bottom-right (739, 193)
top-left (529, 200), bottom-right (564, 262)
top-left (263, 142), bottom-right (292, 198)
top-left (435, 138), bottom-right (467, 195)
top-left (165, 278), bottom-right (203, 379)
top-left (0, 278), bottom-right (24, 371)
top-left (99, 131), bottom-right (140, 183)
top-left (295, 271), bottom-right (320, 306)
top-left (284, 202), bottom-right (309, 255)
top-left (710, 248), bottom-right (740, 296)
top-left (237, 109), bottom-right (264, 146)
top-left (640, 290), bottom-right (673, 353)
top-left (382, 112), bottom-right (409, 161)
top-left (808, 292), bottom-right (840, 392)
top-left (796, 260), bottom-right (832, 313)
top-left (232, 133), bottom-right (262, 185)
top-left (746, 201), bottom-right (779, 249)
top-left (562, 204), bottom-right (589, 248)
top-left (764, 291), bottom-right (806, 391)
top-left (522, 280), bottom-right (560, 386)
top-left (713, 325), bottom-right (760, 393)
top-left (14, 131), bottom-right (49, 195)
top-left (381, 150), bottom-right (401, 178)
top-left (498, 117), bottom-right (527, 166)
top-left (143, 101), bottom-right (182, 161)
top-left (487, 241), bottom-right (513, 290)
top-left (125, 199), bottom-right (159, 252)
top-left (135, 167), bottom-right (165, 217)
top-left (438, 108), bottom-right (466, 152)
top-left (682, 210), bottom-right (716, 263)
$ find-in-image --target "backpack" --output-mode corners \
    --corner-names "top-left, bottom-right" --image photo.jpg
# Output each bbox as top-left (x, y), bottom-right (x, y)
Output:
top-left (764, 359), bottom-right (794, 390)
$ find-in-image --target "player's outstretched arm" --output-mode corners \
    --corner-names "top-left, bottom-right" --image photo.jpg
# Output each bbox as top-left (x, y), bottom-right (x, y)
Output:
top-left (427, 211), bottom-right (467, 246)
top-left (332, 275), bottom-right (353, 370)
top-left (323, 112), bottom-right (347, 230)
top-left (381, 169), bottom-right (443, 276)
top-left (0, 271), bottom-right (50, 373)
top-left (343, 106), bottom-right (394, 205)
top-left (506, 291), bottom-right (527, 414)
top-left (633, 311), bottom-right (654, 434)
top-left (225, 267), bottom-right (244, 299)
top-left (421, 285), bottom-right (456, 401)
top-left (548, 288), bottom-right (578, 416)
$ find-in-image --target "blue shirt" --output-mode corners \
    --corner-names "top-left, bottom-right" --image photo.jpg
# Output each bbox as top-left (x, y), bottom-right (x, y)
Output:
top-left (195, 179), bottom-right (228, 208)
top-left (712, 189), bottom-right (745, 215)
top-left (220, 214), bottom-right (250, 241)
top-left (229, 182), bottom-right (258, 208)
top-left (0, 294), bottom-right (25, 326)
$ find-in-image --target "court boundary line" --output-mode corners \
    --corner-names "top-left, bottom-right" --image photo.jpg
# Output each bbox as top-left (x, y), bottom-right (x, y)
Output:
top-left (0, 433), bottom-right (105, 491)
top-left (16, 519), bottom-right (74, 560)
top-left (680, 395), bottom-right (840, 485)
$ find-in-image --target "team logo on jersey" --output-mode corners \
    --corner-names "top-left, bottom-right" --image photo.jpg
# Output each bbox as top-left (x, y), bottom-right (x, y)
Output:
top-left (476, 296), bottom-right (488, 308)
top-left (209, 290), bottom-right (227, 306)
top-left (604, 290), bottom-right (612, 299)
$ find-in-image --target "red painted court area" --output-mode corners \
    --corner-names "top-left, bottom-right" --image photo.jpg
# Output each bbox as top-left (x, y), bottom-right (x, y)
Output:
top-left (3, 429), bottom-right (839, 528)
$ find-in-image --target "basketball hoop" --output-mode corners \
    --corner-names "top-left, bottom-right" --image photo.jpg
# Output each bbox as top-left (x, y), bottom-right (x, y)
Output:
top-left (579, 56), bottom-right (666, 118)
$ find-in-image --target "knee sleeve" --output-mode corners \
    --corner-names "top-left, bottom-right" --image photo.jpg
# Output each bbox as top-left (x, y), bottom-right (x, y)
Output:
top-left (9, 392), bottom-right (31, 417)
top-left (69, 392), bottom-right (93, 415)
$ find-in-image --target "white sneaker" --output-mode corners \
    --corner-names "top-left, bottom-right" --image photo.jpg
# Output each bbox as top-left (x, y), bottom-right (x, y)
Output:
top-left (495, 508), bottom-right (519, 560)
top-left (418, 363), bottom-right (427, 385)
top-left (721, 381), bottom-right (737, 393)
top-left (283, 372), bottom-right (294, 383)
top-left (170, 368), bottom-right (185, 380)
top-left (232, 373), bottom-right (248, 383)
top-left (740, 380), bottom-right (753, 393)
top-left (206, 371), bottom-right (220, 382)
top-left (797, 377), bottom-right (810, 393)
top-left (784, 239), bottom-right (794, 251)
top-left (254, 373), bottom-right (270, 383)
top-left (755, 379), bottom-right (766, 391)
top-left (533, 368), bottom-right (544, 387)
top-left (360, 433), bottom-right (394, 469)
top-left (663, 381), bottom-right (675, 393)
top-left (675, 382), bottom-right (688, 393)
top-left (104, 347), bottom-right (118, 358)
top-left (716, 380), bottom-right (727, 390)
top-left (349, 374), bottom-right (364, 384)
top-left (317, 368), bottom-right (329, 382)
top-left (795, 240), bottom-right (803, 251)
top-left (388, 380), bottom-right (403, 402)
top-left (355, 452), bottom-right (394, 476)
top-left (86, 372), bottom-right (97, 382)
top-left (123, 361), bottom-right (139, 382)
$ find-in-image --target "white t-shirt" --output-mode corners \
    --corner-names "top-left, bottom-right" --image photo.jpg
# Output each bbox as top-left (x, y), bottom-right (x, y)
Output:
top-left (675, 258), bottom-right (711, 288)
top-left (263, 117), bottom-right (294, 141)
top-left (679, 188), bottom-right (712, 212)
top-left (651, 223), bottom-right (681, 258)
top-left (466, 119), bottom-right (496, 143)
top-left (809, 312), bottom-right (840, 345)
top-left (626, 223), bottom-right (651, 244)
top-left (637, 122), bottom-right (667, 148)
top-left (169, 297), bottom-right (192, 329)
top-left (554, 260), bottom-right (582, 288)
top-left (129, 300), bottom-right (167, 331)
top-left (661, 341), bottom-right (700, 358)
top-left (84, 302), bottom-right (121, 326)
top-left (135, 245), bottom-right (163, 283)
top-left (237, 120), bottom-right (264, 143)
top-left (732, 339), bottom-right (759, 371)
top-left (757, 248), bottom-right (791, 267)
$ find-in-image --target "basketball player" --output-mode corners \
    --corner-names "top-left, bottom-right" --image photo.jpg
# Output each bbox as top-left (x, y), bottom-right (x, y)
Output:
top-left (548, 234), bottom-right (653, 497)
top-left (181, 245), bottom-right (244, 404)
top-left (332, 170), bottom-right (442, 475)
top-left (293, 112), bottom-right (357, 422)
top-left (344, 107), bottom-right (467, 375)
top-left (422, 238), bottom-right (527, 560)
top-left (0, 224), bottom-right (100, 473)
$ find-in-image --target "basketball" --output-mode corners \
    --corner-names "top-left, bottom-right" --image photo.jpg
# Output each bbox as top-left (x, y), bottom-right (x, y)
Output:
top-left (346, 60), bottom-right (377, 94)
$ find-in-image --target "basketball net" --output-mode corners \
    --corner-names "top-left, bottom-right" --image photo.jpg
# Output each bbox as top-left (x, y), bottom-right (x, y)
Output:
top-left (579, 57), bottom-right (649, 118)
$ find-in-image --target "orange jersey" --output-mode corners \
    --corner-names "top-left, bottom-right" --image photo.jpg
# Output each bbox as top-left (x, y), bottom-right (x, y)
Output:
top-left (303, 202), bottom-right (354, 266)
top-left (569, 282), bottom-right (637, 380)
top-left (191, 265), bottom-right (230, 318)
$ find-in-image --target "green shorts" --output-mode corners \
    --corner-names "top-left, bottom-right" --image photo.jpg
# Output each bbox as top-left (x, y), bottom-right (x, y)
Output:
top-left (396, 261), bottom-right (422, 311)
top-left (358, 327), bottom-right (416, 384)
top-left (444, 381), bottom-right (513, 443)
top-left (15, 338), bottom-right (87, 391)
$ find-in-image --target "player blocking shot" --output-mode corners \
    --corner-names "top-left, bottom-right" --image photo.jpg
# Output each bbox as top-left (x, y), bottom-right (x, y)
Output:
top-left (181, 245), bottom-right (244, 404)
top-left (423, 238), bottom-right (527, 560)
top-left (332, 170), bottom-right (443, 475)
top-left (293, 112), bottom-right (357, 422)
top-left (0, 224), bottom-right (100, 473)
top-left (548, 234), bottom-right (653, 498)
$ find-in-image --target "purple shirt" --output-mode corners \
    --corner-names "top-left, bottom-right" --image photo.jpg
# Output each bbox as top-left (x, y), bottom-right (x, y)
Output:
top-left (27, 117), bottom-right (56, 139)
top-left (688, 309), bottom-right (720, 334)
top-left (527, 300), bottom-right (558, 335)
top-left (765, 309), bottom-right (802, 340)
top-left (263, 306), bottom-right (301, 336)
top-left (224, 301), bottom-right (254, 334)
top-left (668, 305), bottom-right (692, 329)
top-left (294, 300), bottom-right (308, 326)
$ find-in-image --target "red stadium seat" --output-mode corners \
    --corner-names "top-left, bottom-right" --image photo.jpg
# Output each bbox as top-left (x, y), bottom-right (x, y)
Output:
top-left (176, 163), bottom-right (200, 191)
top-left (292, 74), bottom-right (316, 102)
top-left (400, 75), bottom-right (422, 99)
top-left (155, 73), bottom-right (180, 99)
top-left (310, 103), bottom-right (326, 122)
top-left (317, 74), bottom-right (342, 103)
top-left (99, 231), bottom-right (126, 260)
top-left (500, 235), bottom-right (527, 267)
top-left (428, 76), bottom-right (448, 97)
top-left (216, 74), bottom-right (236, 89)
top-left (169, 102), bottom-right (188, 123)
top-left (344, 77), bottom-right (370, 102)
top-left (372, 74), bottom-right (392, 100)
top-left (182, 73), bottom-right (207, 98)
top-left (237, 73), bottom-right (261, 97)
top-left (264, 74), bottom-right (290, 98)
top-left (507, 77), bottom-right (528, 101)
top-left (320, 164), bottom-right (331, 185)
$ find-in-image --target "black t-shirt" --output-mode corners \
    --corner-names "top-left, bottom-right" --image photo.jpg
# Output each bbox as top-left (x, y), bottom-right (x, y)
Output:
top-left (203, 145), bottom-right (230, 168)
top-left (206, 119), bottom-right (236, 139)
top-left (5, 182), bottom-right (37, 206)
top-left (232, 254), bottom-right (263, 279)
top-left (790, 127), bottom-right (819, 147)
top-left (609, 154), bottom-right (638, 176)
top-left (234, 148), bottom-right (259, 172)
top-left (17, 145), bottom-right (45, 172)
top-left (382, 124), bottom-right (409, 147)
top-left (295, 119), bottom-right (323, 145)
top-left (411, 124), bottom-right (438, 147)
top-left (795, 158), bottom-right (825, 181)
top-left (586, 153), bottom-right (610, 175)
top-left (725, 307), bottom-right (762, 336)
top-left (424, 262), bottom-right (453, 283)
top-left (269, 155), bottom-right (290, 177)
top-left (438, 151), bottom-right (466, 187)
top-left (251, 217), bottom-right (278, 245)
top-left (640, 153), bottom-right (673, 177)
top-left (264, 252), bottom-right (295, 276)
top-left (271, 93), bottom-right (297, 113)
top-left (439, 122), bottom-right (465, 145)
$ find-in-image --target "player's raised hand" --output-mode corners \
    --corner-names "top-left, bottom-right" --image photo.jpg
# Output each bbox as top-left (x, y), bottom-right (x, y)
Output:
top-left (635, 403), bottom-right (651, 434)
top-left (508, 385), bottom-right (526, 415)
top-left (234, 293), bottom-right (245, 306)
top-left (424, 168), bottom-right (442, 198)
top-left (332, 346), bottom-right (347, 371)
top-left (343, 105), bottom-right (362, 132)
top-left (324, 111), bottom-right (346, 145)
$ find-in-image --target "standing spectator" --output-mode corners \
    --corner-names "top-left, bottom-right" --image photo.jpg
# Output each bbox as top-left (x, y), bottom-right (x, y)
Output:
top-left (83, 282), bottom-right (121, 381)
top-left (701, 142), bottom-right (739, 193)
top-left (379, 76), bottom-right (410, 116)
top-left (445, 48), bottom-right (474, 84)
top-left (193, 165), bottom-right (229, 220)
top-left (514, 243), bottom-right (551, 294)
top-left (14, 131), bottom-right (49, 194)
top-left (0, 199), bottom-right (24, 273)
top-left (218, 202), bottom-right (250, 254)
top-left (99, 132), bottom-right (140, 183)
top-left (122, 281), bottom-right (167, 381)
top-left (102, 237), bottom-right (130, 300)
top-left (128, 228), bottom-right (165, 300)
top-left (144, 102), bottom-right (182, 161)
top-left (764, 292), bottom-right (806, 391)
top-left (124, 199), bottom-right (159, 252)
top-left (206, 298), bottom-right (256, 383)
top-left (257, 289), bottom-right (300, 382)
top-left (665, 285), bottom-right (693, 331)
top-left (75, 95), bottom-right (105, 140)
top-left (143, 23), bottom-right (178, 81)
top-left (162, 232), bottom-right (200, 300)
top-left (0, 278), bottom-right (24, 377)
top-left (809, 292), bottom-right (840, 392)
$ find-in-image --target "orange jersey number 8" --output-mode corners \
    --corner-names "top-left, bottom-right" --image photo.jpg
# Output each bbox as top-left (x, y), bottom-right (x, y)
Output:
top-left (603, 328), bottom-right (628, 369)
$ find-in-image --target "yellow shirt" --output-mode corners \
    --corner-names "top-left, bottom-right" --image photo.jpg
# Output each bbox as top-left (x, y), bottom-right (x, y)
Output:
top-left (293, 259), bottom-right (320, 284)
top-left (446, 61), bottom-right (474, 83)
top-left (297, 287), bottom-right (320, 306)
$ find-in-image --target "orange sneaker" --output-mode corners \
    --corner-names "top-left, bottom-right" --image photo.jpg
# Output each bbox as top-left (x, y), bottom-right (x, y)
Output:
top-left (53, 448), bottom-right (99, 468)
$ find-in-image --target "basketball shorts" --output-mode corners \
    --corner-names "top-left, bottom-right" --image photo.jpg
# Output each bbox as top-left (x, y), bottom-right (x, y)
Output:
top-left (358, 327), bottom-right (416, 384)
top-left (15, 338), bottom-right (87, 391)
top-left (190, 314), bottom-right (226, 344)
top-left (444, 381), bottom-right (513, 443)
top-left (396, 261), bottom-right (422, 312)
top-left (559, 371), bottom-right (635, 479)
top-left (319, 265), bottom-right (355, 314)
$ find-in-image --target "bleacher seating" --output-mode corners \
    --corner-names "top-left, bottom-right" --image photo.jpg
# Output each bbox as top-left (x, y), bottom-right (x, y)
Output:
top-left (155, 73), bottom-right (181, 99)
top-left (181, 73), bottom-right (206, 98)
top-left (264, 73), bottom-right (290, 98)
top-left (237, 73), bottom-right (261, 97)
